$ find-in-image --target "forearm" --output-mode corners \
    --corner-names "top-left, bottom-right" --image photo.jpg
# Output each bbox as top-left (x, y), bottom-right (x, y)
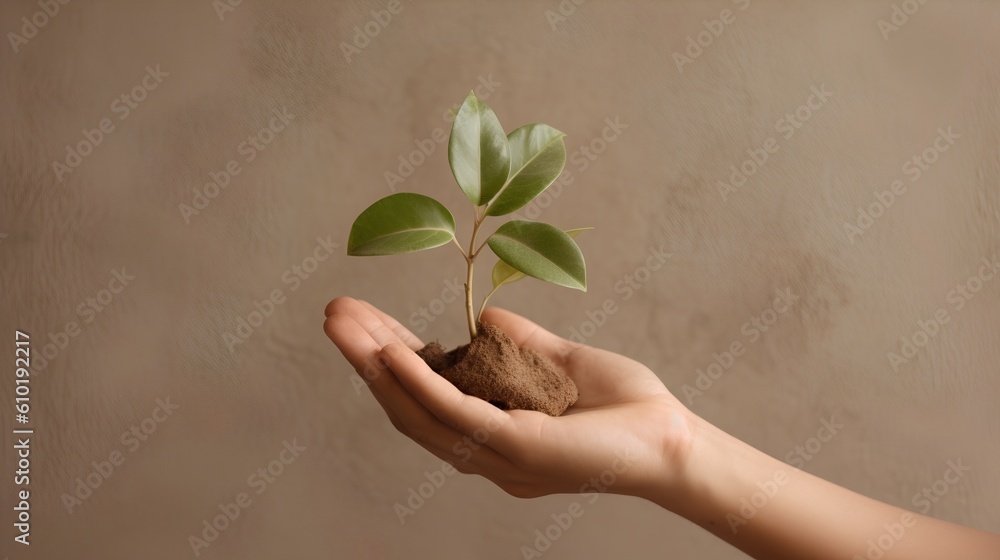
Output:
top-left (648, 415), bottom-right (1000, 560)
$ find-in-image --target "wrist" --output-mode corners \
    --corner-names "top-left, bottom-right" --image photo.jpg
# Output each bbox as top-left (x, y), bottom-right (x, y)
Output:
top-left (645, 410), bottom-right (792, 541)
top-left (643, 411), bottom-right (749, 523)
top-left (630, 404), bottom-right (705, 511)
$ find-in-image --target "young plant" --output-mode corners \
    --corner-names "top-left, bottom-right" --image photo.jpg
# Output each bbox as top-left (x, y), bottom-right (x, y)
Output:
top-left (347, 91), bottom-right (588, 341)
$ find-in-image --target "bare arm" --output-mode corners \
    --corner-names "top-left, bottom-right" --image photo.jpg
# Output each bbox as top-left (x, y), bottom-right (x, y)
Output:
top-left (660, 416), bottom-right (999, 560)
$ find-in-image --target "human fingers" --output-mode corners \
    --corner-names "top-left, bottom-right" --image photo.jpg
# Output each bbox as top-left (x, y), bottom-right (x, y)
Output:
top-left (379, 341), bottom-right (530, 463)
top-left (324, 313), bottom-right (514, 472)
top-left (356, 298), bottom-right (424, 351)
top-left (326, 297), bottom-right (410, 349)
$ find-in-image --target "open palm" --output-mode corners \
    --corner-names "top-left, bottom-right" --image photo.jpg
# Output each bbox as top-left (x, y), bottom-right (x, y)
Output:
top-left (324, 297), bottom-right (694, 500)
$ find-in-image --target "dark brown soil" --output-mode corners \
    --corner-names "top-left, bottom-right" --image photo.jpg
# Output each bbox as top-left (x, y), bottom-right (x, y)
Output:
top-left (416, 323), bottom-right (578, 416)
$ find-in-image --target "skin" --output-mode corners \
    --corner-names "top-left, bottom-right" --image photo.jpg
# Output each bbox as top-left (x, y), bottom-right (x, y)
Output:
top-left (324, 297), bottom-right (1000, 560)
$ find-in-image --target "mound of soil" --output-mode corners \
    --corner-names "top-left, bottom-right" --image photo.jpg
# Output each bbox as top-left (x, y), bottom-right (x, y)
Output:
top-left (416, 323), bottom-right (578, 416)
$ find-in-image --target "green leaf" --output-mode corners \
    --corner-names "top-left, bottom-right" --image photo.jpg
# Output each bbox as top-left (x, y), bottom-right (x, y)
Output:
top-left (486, 124), bottom-right (567, 216)
top-left (347, 193), bottom-right (456, 256)
top-left (492, 228), bottom-right (591, 289)
top-left (490, 256), bottom-right (525, 291)
top-left (487, 221), bottom-right (587, 291)
top-left (448, 91), bottom-right (510, 206)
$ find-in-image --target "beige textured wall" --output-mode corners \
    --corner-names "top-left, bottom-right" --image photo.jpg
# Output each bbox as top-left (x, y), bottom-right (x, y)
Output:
top-left (2, 1), bottom-right (998, 559)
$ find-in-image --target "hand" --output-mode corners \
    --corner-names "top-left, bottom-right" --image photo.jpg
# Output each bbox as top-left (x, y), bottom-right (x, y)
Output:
top-left (323, 297), bottom-right (696, 501)
top-left (326, 298), bottom-right (1000, 560)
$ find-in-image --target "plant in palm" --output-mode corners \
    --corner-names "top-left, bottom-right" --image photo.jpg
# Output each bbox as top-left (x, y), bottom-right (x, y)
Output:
top-left (347, 91), bottom-right (589, 342)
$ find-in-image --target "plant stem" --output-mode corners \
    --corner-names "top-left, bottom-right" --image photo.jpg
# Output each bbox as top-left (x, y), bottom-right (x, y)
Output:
top-left (465, 258), bottom-right (477, 340)
top-left (465, 206), bottom-right (485, 341)
top-left (478, 284), bottom-right (499, 322)
top-left (450, 236), bottom-right (468, 259)
top-left (472, 238), bottom-right (489, 259)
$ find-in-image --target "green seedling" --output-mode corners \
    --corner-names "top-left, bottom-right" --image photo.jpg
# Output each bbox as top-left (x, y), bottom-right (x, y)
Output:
top-left (347, 91), bottom-right (589, 341)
